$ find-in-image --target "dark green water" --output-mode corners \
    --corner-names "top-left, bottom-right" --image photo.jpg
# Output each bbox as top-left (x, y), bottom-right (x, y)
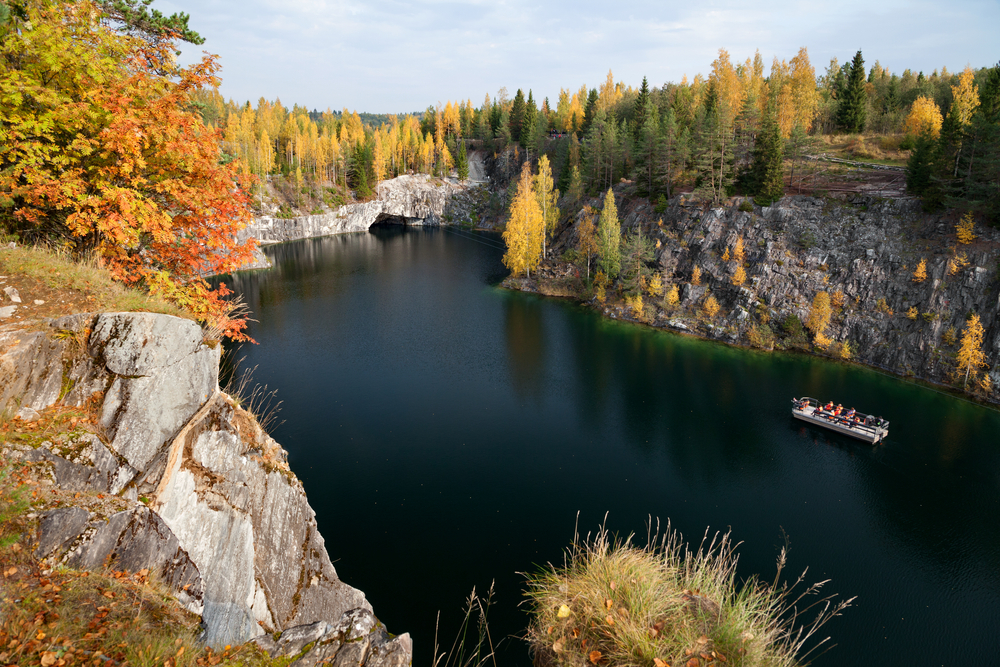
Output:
top-left (226, 226), bottom-right (1000, 667)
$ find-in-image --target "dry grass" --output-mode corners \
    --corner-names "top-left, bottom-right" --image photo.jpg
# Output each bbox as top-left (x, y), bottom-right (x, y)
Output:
top-left (524, 518), bottom-right (853, 667)
top-left (0, 464), bottom-right (301, 666)
top-left (0, 243), bottom-right (190, 322)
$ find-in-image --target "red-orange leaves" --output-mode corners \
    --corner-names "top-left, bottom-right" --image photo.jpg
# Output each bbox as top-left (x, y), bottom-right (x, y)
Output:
top-left (1, 0), bottom-right (255, 339)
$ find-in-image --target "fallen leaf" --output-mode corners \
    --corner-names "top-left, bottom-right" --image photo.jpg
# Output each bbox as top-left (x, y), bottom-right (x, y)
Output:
top-left (685, 659), bottom-right (699, 667)
top-left (605, 615), bottom-right (614, 625)
top-left (696, 635), bottom-right (709, 645)
top-left (557, 605), bottom-right (572, 618)
top-left (588, 650), bottom-right (602, 664)
top-left (653, 659), bottom-right (670, 667)
top-left (552, 640), bottom-right (564, 653)
top-left (40, 652), bottom-right (57, 667)
top-left (605, 599), bottom-right (612, 610)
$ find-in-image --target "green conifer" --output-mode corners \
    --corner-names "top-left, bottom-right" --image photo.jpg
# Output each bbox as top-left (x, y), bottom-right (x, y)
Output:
top-left (837, 50), bottom-right (868, 133)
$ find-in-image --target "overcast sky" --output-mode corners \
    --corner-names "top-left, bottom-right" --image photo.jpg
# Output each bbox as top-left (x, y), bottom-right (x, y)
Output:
top-left (158, 0), bottom-right (999, 114)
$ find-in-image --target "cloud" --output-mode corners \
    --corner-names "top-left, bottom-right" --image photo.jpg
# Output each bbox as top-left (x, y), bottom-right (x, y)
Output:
top-left (159, 0), bottom-right (1000, 112)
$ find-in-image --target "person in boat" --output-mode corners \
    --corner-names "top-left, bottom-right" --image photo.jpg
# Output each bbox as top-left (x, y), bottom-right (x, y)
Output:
top-left (824, 401), bottom-right (834, 412)
top-left (846, 408), bottom-right (856, 419)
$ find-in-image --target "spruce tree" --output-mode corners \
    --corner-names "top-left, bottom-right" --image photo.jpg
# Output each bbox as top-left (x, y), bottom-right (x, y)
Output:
top-left (457, 141), bottom-right (469, 181)
top-left (510, 89), bottom-right (526, 143)
top-left (633, 76), bottom-right (651, 141)
top-left (837, 50), bottom-right (868, 133)
top-left (747, 101), bottom-right (784, 205)
top-left (581, 88), bottom-right (599, 136)
top-left (521, 90), bottom-right (537, 149)
top-left (621, 230), bottom-right (656, 295)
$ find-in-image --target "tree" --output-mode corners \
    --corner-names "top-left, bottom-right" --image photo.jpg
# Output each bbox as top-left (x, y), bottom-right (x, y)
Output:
top-left (502, 162), bottom-right (544, 278)
top-left (745, 101), bottom-right (784, 205)
top-left (838, 50), bottom-right (868, 133)
top-left (635, 99), bottom-right (661, 197)
top-left (806, 291), bottom-right (832, 337)
top-left (951, 66), bottom-right (980, 128)
top-left (691, 265), bottom-right (702, 286)
top-left (703, 294), bottom-right (720, 319)
top-left (956, 212), bottom-right (976, 244)
top-left (905, 96), bottom-right (944, 138)
top-left (621, 230), bottom-right (656, 295)
top-left (663, 284), bottom-right (679, 309)
top-left (576, 208), bottom-right (599, 280)
top-left (912, 258), bottom-right (928, 282)
top-left (733, 236), bottom-right (745, 263)
top-left (97, 0), bottom-right (204, 46)
top-left (732, 263), bottom-right (746, 286)
top-left (633, 76), bottom-right (651, 141)
top-left (521, 90), bottom-right (538, 150)
top-left (509, 89), bottom-right (526, 142)
top-left (597, 189), bottom-right (621, 278)
top-left (956, 313), bottom-right (988, 388)
top-left (456, 141), bottom-right (469, 181)
top-left (534, 155), bottom-right (560, 257)
top-left (906, 133), bottom-right (938, 197)
top-left (0, 0), bottom-right (255, 339)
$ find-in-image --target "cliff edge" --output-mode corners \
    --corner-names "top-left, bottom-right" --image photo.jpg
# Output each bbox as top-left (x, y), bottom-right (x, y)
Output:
top-left (1, 311), bottom-right (410, 666)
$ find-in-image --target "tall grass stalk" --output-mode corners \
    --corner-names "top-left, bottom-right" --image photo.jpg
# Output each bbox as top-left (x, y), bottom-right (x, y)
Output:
top-left (433, 582), bottom-right (499, 667)
top-left (524, 516), bottom-right (853, 667)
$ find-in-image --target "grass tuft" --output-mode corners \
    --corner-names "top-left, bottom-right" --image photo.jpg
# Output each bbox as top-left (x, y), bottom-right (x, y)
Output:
top-left (524, 517), bottom-right (853, 667)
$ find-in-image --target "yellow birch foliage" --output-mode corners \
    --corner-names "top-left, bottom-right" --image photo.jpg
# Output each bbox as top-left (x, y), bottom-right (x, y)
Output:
top-left (905, 96), bottom-right (943, 138)
top-left (956, 314), bottom-right (988, 388)
top-left (502, 163), bottom-right (544, 278)
top-left (912, 258), bottom-right (927, 282)
top-left (806, 291), bottom-right (832, 336)
top-left (710, 49), bottom-right (744, 130)
top-left (956, 212), bottom-right (976, 244)
top-left (788, 47), bottom-right (820, 133)
top-left (950, 66), bottom-right (980, 127)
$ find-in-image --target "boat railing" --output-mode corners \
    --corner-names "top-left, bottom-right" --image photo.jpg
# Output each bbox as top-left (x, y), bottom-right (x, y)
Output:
top-left (792, 397), bottom-right (889, 436)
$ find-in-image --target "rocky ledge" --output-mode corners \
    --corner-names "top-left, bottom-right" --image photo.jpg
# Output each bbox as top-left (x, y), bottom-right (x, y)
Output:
top-left (240, 174), bottom-right (467, 255)
top-left (1, 312), bottom-right (410, 666)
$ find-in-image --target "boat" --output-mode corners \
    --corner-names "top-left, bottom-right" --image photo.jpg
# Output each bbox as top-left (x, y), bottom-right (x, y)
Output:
top-left (791, 397), bottom-right (889, 444)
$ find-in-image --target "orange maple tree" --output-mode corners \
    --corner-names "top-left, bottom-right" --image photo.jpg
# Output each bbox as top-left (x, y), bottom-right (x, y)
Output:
top-left (0, 0), bottom-right (256, 339)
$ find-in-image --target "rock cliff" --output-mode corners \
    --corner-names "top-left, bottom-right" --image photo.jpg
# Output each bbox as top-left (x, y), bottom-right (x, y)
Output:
top-left (532, 192), bottom-right (1000, 401)
top-left (1, 312), bottom-right (410, 666)
top-left (242, 174), bottom-right (466, 250)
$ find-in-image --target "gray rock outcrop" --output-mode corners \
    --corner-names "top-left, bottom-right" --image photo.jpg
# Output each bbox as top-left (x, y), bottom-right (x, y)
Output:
top-left (1, 311), bottom-right (410, 661)
top-left (242, 174), bottom-right (465, 246)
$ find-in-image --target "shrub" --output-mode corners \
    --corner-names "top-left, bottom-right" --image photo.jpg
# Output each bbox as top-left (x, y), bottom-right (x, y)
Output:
top-left (738, 199), bottom-right (754, 213)
top-left (748, 323), bottom-right (775, 350)
top-left (702, 294), bottom-right (720, 319)
top-left (907, 307), bottom-right (918, 320)
top-left (654, 194), bottom-right (668, 214)
top-left (524, 522), bottom-right (852, 667)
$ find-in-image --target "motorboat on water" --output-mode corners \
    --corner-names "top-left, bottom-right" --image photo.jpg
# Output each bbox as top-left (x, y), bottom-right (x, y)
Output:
top-left (791, 397), bottom-right (889, 444)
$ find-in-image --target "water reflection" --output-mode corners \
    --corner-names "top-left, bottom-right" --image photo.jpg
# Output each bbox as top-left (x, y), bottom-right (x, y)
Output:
top-left (223, 228), bottom-right (1000, 667)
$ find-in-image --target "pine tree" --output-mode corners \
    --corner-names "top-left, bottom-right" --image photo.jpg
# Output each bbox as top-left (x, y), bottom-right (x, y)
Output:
top-left (597, 188), bottom-right (621, 278)
top-left (621, 230), bottom-right (656, 295)
top-left (837, 50), bottom-right (868, 133)
top-left (635, 99), bottom-right (661, 197)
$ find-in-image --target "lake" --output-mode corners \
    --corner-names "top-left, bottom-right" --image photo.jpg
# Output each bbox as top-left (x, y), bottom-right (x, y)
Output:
top-left (225, 225), bottom-right (1000, 666)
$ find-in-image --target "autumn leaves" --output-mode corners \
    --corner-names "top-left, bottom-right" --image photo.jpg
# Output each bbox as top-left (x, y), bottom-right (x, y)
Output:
top-left (1, 0), bottom-right (255, 340)
top-left (502, 157), bottom-right (560, 279)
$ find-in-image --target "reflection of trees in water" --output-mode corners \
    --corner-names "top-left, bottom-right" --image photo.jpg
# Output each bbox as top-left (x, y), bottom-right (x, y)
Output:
top-left (504, 296), bottom-right (545, 399)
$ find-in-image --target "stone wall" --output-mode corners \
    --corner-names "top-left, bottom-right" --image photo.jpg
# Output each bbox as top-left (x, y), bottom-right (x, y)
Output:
top-left (0, 312), bottom-right (410, 666)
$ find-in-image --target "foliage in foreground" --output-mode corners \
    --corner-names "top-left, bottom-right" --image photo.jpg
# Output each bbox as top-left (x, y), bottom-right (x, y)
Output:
top-left (0, 0), bottom-right (255, 339)
top-left (525, 520), bottom-right (853, 667)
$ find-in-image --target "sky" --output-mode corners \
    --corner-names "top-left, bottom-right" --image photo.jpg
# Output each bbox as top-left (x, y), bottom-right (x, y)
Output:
top-left (158, 0), bottom-right (1000, 114)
